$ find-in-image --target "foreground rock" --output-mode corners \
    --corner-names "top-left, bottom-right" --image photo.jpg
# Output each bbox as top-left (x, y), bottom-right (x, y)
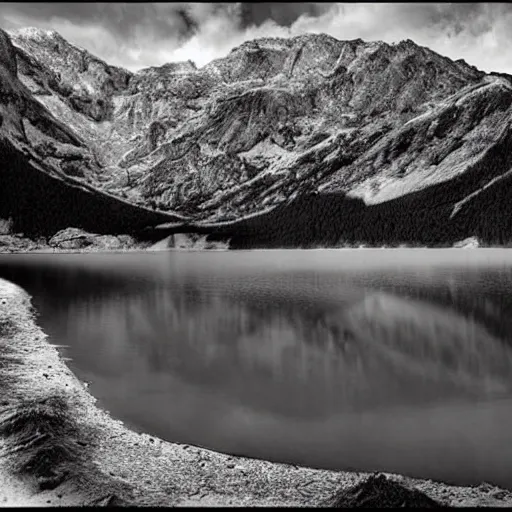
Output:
top-left (2, 277), bottom-right (512, 507)
top-left (325, 474), bottom-right (444, 508)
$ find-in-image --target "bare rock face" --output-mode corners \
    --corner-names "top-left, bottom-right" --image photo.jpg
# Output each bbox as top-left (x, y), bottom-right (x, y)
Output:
top-left (48, 227), bottom-right (137, 251)
top-left (0, 28), bottom-right (17, 77)
top-left (10, 28), bottom-right (130, 122)
top-left (3, 27), bottom-right (512, 246)
top-left (0, 28), bottom-right (100, 180)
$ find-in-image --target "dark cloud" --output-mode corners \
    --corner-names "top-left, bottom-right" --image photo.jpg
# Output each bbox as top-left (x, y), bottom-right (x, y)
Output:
top-left (0, 2), bottom-right (195, 39)
top-left (175, 7), bottom-right (199, 34)
top-left (239, 3), bottom-right (334, 28)
top-left (0, 2), bottom-right (511, 74)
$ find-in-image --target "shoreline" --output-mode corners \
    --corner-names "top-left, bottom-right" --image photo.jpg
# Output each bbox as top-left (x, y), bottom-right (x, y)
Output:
top-left (0, 226), bottom-right (493, 253)
top-left (1, 278), bottom-right (512, 507)
top-left (1, 246), bottom-right (511, 254)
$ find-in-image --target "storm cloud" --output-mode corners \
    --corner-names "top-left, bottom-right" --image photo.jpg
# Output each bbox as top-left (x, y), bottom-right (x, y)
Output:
top-left (0, 2), bottom-right (511, 74)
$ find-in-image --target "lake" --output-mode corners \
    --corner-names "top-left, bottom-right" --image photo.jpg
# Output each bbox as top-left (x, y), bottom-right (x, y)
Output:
top-left (1, 249), bottom-right (512, 488)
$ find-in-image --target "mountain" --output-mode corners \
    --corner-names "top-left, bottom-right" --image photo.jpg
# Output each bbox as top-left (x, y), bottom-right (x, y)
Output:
top-left (1, 27), bottom-right (512, 247)
top-left (0, 28), bottom-right (184, 240)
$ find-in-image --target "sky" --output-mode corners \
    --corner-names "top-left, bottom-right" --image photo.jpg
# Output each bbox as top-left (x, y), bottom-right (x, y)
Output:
top-left (0, 2), bottom-right (511, 74)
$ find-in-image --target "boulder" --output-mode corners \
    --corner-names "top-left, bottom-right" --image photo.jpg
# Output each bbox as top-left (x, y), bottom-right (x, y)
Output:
top-left (453, 236), bottom-right (480, 249)
top-left (48, 227), bottom-right (137, 251)
top-left (325, 474), bottom-right (445, 508)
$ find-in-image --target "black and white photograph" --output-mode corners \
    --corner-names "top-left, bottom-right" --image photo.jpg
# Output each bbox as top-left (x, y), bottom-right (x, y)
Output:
top-left (1, 1), bottom-right (512, 507)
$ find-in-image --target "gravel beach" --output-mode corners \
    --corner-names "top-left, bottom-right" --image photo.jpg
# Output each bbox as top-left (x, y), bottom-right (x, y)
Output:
top-left (1, 277), bottom-right (512, 507)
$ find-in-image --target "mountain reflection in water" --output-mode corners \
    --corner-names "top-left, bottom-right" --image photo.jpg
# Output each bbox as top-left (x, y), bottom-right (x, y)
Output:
top-left (1, 250), bottom-right (512, 488)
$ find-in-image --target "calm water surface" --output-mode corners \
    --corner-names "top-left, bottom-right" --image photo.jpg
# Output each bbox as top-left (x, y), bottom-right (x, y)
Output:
top-left (2, 249), bottom-right (512, 488)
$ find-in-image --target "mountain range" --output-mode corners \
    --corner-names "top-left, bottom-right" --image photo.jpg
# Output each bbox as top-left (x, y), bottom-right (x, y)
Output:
top-left (1, 27), bottom-right (512, 249)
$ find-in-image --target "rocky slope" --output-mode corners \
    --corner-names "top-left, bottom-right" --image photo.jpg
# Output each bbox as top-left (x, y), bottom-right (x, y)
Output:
top-left (0, 28), bottom-right (184, 240)
top-left (2, 27), bottom-right (512, 246)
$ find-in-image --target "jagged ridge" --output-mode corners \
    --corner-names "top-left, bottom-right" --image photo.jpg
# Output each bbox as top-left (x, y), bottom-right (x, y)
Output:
top-left (2, 26), bottom-right (512, 245)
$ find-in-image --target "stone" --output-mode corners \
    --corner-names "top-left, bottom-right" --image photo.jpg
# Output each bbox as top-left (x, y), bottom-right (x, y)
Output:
top-left (453, 236), bottom-right (480, 249)
top-left (48, 228), bottom-right (137, 251)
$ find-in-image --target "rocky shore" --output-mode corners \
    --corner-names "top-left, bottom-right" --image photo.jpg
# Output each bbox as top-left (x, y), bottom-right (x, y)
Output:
top-left (0, 219), bottom-right (489, 252)
top-left (1, 277), bottom-right (512, 507)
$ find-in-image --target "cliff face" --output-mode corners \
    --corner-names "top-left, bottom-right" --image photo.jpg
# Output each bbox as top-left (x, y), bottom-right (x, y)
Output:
top-left (2, 27), bottom-right (512, 244)
top-left (0, 28), bottom-right (184, 237)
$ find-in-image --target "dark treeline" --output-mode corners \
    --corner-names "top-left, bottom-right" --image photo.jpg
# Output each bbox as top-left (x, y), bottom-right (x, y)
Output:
top-left (204, 133), bottom-right (512, 248)
top-left (0, 140), bottom-right (181, 237)
top-left (2, 126), bottom-right (512, 248)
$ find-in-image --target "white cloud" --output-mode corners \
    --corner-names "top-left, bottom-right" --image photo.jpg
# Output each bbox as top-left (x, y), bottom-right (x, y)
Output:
top-left (164, 3), bottom-right (512, 74)
top-left (2, 3), bottom-right (512, 74)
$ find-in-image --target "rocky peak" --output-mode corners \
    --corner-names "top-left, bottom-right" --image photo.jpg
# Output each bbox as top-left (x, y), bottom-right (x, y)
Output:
top-left (163, 60), bottom-right (197, 75)
top-left (138, 60), bottom-right (197, 77)
top-left (9, 27), bottom-right (132, 98)
top-left (393, 38), bottom-right (418, 50)
top-left (234, 37), bottom-right (292, 53)
top-left (291, 32), bottom-right (342, 46)
top-left (10, 27), bottom-right (61, 40)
